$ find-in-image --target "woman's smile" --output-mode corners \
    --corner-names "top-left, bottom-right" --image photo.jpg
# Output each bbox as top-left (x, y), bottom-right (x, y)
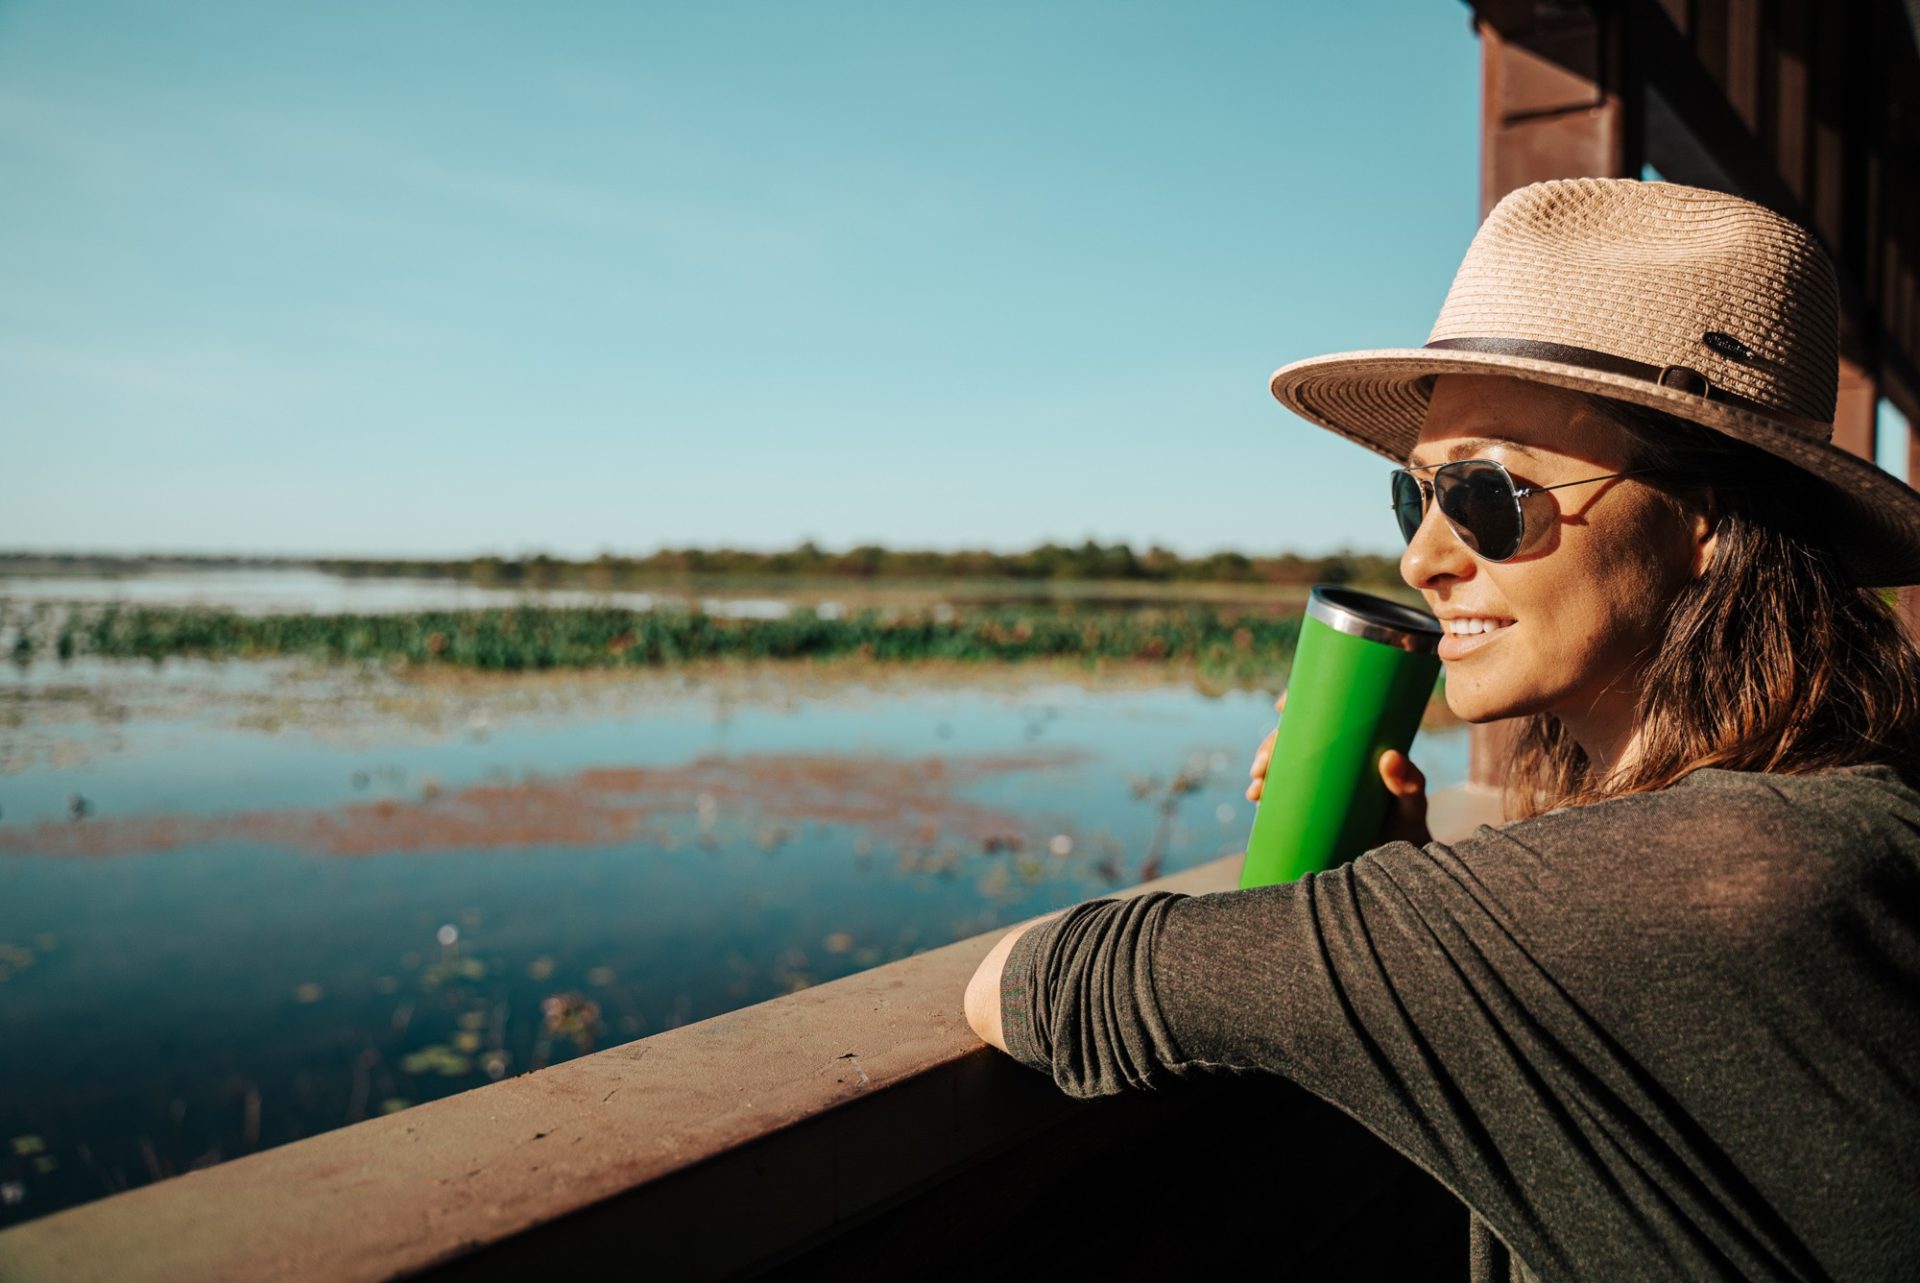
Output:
top-left (1436, 614), bottom-right (1516, 661)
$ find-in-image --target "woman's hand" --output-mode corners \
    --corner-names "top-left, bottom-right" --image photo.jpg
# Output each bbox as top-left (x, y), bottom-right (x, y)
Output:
top-left (1245, 689), bottom-right (1432, 848)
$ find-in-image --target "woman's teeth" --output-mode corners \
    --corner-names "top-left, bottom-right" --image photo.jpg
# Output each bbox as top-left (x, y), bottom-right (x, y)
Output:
top-left (1444, 618), bottom-right (1515, 635)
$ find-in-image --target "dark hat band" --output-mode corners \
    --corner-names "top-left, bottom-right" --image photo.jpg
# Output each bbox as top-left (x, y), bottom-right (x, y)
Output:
top-left (1423, 336), bottom-right (1830, 438)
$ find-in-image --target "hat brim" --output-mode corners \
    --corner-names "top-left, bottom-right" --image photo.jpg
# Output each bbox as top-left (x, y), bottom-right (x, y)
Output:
top-left (1270, 346), bottom-right (1920, 588)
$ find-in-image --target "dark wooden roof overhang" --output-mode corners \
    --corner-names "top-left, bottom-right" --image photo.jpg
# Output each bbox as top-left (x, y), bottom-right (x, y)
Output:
top-left (1468, 0), bottom-right (1920, 427)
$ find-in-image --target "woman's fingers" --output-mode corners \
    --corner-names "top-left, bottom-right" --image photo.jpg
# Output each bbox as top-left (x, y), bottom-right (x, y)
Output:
top-left (1246, 725), bottom-right (1278, 801)
top-left (1248, 728), bottom-right (1277, 773)
top-left (1378, 749), bottom-right (1432, 846)
top-left (1246, 691), bottom-right (1287, 802)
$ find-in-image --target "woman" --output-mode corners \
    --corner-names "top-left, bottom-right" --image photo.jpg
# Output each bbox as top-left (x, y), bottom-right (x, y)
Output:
top-left (963, 178), bottom-right (1920, 1282)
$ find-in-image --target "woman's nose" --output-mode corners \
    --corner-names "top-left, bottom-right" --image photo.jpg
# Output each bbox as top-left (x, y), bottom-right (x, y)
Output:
top-left (1399, 494), bottom-right (1475, 590)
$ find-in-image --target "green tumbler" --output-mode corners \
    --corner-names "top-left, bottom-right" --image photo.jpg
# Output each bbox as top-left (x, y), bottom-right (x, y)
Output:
top-left (1240, 586), bottom-right (1442, 888)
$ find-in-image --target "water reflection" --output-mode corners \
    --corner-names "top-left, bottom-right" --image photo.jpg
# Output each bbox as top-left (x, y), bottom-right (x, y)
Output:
top-left (0, 653), bottom-right (1467, 1227)
top-left (0, 569), bottom-right (798, 619)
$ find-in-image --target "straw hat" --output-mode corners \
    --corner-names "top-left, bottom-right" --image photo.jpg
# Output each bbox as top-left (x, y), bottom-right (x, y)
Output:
top-left (1269, 176), bottom-right (1920, 587)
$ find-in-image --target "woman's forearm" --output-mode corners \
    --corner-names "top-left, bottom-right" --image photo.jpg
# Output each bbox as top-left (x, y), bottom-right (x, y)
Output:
top-left (964, 909), bottom-right (1067, 1052)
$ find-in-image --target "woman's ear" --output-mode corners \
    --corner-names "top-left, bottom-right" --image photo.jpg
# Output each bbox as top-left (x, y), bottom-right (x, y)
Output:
top-left (1685, 486), bottom-right (1720, 580)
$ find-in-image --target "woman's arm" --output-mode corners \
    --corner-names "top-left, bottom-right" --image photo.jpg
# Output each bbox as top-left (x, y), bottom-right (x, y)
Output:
top-left (965, 783), bottom-right (1879, 1282)
top-left (964, 909), bottom-right (1067, 1052)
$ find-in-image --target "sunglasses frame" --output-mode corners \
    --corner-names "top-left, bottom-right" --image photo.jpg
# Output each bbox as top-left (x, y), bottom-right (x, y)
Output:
top-left (1389, 458), bottom-right (1656, 562)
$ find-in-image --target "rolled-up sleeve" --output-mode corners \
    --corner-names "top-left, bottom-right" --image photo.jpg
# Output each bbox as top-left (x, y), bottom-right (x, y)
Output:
top-left (999, 892), bottom-right (1189, 1097)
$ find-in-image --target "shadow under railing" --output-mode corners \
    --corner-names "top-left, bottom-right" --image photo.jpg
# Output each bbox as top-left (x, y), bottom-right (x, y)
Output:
top-left (0, 785), bottom-right (1506, 1283)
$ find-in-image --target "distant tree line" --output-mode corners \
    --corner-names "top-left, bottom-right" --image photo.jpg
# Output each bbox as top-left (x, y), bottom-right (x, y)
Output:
top-left (0, 542), bottom-right (1403, 588)
top-left (306, 540), bottom-right (1401, 588)
top-left (0, 552), bottom-right (291, 574)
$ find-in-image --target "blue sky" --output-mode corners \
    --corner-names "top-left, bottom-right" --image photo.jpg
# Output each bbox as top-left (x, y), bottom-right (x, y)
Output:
top-left (0, 2), bottom-right (1780, 560)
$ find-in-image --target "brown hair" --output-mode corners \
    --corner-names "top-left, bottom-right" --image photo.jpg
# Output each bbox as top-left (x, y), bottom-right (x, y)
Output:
top-left (1504, 394), bottom-right (1920, 819)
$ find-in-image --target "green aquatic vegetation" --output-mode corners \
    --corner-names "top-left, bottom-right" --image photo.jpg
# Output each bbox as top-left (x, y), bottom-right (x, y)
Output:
top-left (541, 992), bottom-right (602, 1052)
top-left (0, 942), bottom-right (39, 984)
top-left (16, 601), bottom-right (1307, 677)
top-left (400, 1045), bottom-right (474, 1077)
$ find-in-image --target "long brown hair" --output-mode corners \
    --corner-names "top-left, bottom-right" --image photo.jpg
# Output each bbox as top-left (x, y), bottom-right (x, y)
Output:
top-left (1504, 394), bottom-right (1920, 819)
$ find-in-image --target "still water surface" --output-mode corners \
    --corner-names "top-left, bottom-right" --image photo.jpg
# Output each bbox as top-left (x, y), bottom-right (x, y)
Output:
top-left (0, 650), bottom-right (1466, 1227)
top-left (0, 569), bottom-right (797, 618)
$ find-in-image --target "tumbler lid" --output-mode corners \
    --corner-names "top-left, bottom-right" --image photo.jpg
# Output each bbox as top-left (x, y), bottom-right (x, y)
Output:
top-left (1306, 585), bottom-right (1442, 654)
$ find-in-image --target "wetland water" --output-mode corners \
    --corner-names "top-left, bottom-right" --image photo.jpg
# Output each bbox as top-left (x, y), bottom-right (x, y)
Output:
top-left (0, 586), bottom-right (1467, 1227)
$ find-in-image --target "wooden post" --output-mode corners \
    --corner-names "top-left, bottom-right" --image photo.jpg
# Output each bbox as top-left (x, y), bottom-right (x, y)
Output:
top-left (1900, 384), bottom-right (1920, 642)
top-left (1470, 0), bottom-right (1640, 793)
top-left (1906, 433), bottom-right (1920, 642)
top-left (1832, 354), bottom-right (1878, 462)
top-left (1478, 3), bottom-right (1638, 218)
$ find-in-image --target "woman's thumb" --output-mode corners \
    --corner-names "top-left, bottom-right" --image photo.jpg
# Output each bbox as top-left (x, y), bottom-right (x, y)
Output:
top-left (1378, 750), bottom-right (1431, 846)
top-left (1380, 749), bottom-right (1426, 797)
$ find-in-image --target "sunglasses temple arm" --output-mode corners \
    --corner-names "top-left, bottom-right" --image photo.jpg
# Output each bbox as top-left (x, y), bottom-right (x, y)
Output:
top-left (1524, 467), bottom-right (1656, 495)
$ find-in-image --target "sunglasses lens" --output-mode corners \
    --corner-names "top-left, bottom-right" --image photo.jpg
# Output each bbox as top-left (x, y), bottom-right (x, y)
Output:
top-left (1390, 471), bottom-right (1425, 545)
top-left (1435, 461), bottom-right (1522, 560)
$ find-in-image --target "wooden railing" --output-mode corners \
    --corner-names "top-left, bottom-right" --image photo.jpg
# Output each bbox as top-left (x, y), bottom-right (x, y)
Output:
top-left (0, 786), bottom-right (1504, 1282)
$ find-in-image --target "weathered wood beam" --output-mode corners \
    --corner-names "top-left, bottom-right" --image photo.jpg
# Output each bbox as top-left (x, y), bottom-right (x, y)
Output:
top-left (1832, 354), bottom-right (1878, 462)
top-left (1478, 2), bottom-right (1640, 217)
top-left (1471, 1), bottom-right (1640, 789)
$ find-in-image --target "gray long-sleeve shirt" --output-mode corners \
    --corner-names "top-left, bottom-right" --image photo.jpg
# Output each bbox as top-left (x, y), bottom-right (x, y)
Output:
top-left (997, 763), bottom-right (1920, 1282)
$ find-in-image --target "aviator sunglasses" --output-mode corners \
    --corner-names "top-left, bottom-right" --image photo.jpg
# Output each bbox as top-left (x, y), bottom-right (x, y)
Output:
top-left (1389, 458), bottom-right (1654, 562)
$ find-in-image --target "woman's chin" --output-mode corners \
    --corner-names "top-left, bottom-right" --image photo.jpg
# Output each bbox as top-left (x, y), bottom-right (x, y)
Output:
top-left (1442, 680), bottom-right (1535, 726)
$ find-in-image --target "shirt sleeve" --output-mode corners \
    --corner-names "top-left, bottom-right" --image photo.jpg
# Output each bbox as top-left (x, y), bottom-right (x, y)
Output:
top-left (992, 788), bottom-right (1868, 1282)
top-left (997, 844), bottom-right (1547, 1112)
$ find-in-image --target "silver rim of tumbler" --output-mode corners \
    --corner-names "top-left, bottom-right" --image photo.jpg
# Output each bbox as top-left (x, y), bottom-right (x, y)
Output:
top-left (1306, 585), bottom-right (1442, 654)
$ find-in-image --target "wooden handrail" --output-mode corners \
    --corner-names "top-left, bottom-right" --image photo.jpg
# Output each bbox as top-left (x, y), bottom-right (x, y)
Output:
top-left (0, 785), bottom-right (1502, 1282)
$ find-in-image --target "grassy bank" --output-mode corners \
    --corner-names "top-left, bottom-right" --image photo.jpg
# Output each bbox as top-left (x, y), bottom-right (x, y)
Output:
top-left (7, 601), bottom-right (1316, 681)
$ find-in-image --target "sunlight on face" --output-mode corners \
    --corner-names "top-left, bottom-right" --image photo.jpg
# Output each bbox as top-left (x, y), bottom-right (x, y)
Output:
top-left (1402, 374), bottom-right (1706, 729)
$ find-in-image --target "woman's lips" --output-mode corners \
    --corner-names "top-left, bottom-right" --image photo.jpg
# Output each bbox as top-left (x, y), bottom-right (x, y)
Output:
top-left (1437, 619), bottom-right (1516, 661)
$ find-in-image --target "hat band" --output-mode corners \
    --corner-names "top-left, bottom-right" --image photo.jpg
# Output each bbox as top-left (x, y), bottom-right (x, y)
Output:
top-left (1422, 336), bottom-right (1827, 435)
